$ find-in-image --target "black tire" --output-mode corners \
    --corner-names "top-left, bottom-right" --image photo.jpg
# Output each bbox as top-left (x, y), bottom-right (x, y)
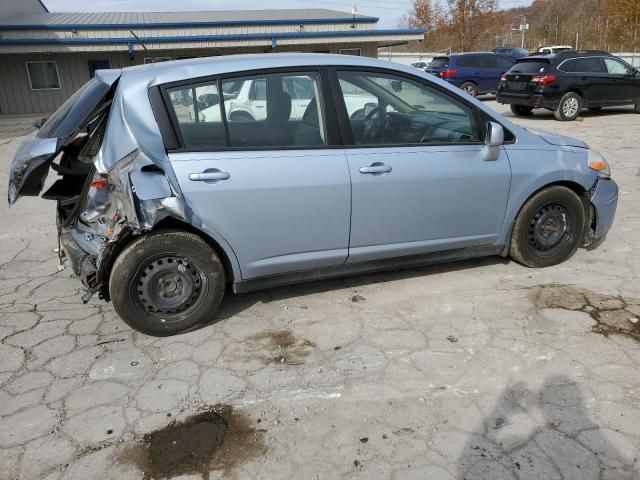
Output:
top-left (109, 230), bottom-right (225, 336)
top-left (554, 92), bottom-right (582, 121)
top-left (510, 104), bottom-right (534, 116)
top-left (509, 186), bottom-right (586, 268)
top-left (229, 111), bottom-right (255, 122)
top-left (460, 82), bottom-right (479, 97)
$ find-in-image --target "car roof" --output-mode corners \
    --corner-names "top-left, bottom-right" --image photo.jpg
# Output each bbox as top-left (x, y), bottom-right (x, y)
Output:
top-left (115, 52), bottom-right (399, 84)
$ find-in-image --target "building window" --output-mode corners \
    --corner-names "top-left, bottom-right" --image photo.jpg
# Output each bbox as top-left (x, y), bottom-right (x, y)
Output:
top-left (144, 57), bottom-right (172, 64)
top-left (26, 62), bottom-right (61, 90)
top-left (339, 48), bottom-right (361, 56)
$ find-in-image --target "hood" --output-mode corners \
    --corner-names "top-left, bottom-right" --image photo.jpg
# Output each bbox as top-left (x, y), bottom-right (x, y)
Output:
top-left (525, 127), bottom-right (589, 149)
top-left (7, 70), bottom-right (120, 205)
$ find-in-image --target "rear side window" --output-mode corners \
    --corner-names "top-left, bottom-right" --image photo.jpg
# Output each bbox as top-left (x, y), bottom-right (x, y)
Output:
top-left (164, 72), bottom-right (327, 150)
top-left (456, 55), bottom-right (479, 68)
top-left (509, 59), bottom-right (551, 74)
top-left (495, 55), bottom-right (515, 69)
top-left (573, 58), bottom-right (604, 73)
top-left (429, 57), bottom-right (449, 68)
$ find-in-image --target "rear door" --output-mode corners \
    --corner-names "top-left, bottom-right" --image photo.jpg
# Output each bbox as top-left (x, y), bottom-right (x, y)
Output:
top-left (333, 69), bottom-right (511, 263)
top-left (559, 57), bottom-right (608, 105)
top-left (8, 70), bottom-right (120, 204)
top-left (164, 70), bottom-right (352, 280)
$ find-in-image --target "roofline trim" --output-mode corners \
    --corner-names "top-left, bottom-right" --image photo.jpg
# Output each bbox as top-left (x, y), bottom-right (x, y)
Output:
top-left (0, 28), bottom-right (426, 46)
top-left (38, 0), bottom-right (50, 13)
top-left (0, 16), bottom-right (380, 30)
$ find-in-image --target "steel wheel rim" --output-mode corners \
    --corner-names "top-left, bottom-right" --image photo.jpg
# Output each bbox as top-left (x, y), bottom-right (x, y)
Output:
top-left (563, 97), bottom-right (579, 117)
top-left (135, 256), bottom-right (206, 319)
top-left (527, 203), bottom-right (571, 255)
top-left (463, 85), bottom-right (476, 96)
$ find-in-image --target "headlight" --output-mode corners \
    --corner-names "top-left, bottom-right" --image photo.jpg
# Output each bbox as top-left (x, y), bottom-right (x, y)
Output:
top-left (587, 150), bottom-right (611, 179)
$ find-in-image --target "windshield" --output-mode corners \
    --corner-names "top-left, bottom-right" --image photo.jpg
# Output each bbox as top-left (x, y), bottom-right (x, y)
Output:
top-left (37, 77), bottom-right (115, 139)
top-left (509, 59), bottom-right (551, 74)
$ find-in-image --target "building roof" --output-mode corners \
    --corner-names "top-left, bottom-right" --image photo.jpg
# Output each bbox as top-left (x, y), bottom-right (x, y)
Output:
top-left (0, 8), bottom-right (379, 29)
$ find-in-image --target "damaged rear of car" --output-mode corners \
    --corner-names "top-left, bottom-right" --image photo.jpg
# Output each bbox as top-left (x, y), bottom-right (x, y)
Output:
top-left (8, 67), bottom-right (225, 336)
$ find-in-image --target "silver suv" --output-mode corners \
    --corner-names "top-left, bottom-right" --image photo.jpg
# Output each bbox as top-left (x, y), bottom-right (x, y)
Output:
top-left (8, 53), bottom-right (618, 335)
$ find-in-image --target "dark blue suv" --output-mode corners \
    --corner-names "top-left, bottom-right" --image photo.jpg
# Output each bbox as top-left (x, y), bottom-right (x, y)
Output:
top-left (492, 47), bottom-right (529, 59)
top-left (426, 52), bottom-right (515, 97)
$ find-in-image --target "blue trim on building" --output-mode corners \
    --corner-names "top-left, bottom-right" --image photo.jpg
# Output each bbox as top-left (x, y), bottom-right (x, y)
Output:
top-left (0, 16), bottom-right (381, 31)
top-left (0, 28), bottom-right (426, 46)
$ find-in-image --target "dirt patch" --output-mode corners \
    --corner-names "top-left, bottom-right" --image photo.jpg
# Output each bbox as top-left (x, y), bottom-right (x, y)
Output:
top-left (117, 405), bottom-right (266, 479)
top-left (225, 329), bottom-right (316, 366)
top-left (530, 285), bottom-right (640, 340)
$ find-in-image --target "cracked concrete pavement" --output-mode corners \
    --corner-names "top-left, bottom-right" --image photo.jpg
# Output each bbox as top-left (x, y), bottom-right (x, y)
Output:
top-left (0, 102), bottom-right (639, 479)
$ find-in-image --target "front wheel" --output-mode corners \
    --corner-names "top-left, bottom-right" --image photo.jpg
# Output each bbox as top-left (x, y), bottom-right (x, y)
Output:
top-left (109, 230), bottom-right (226, 336)
top-left (554, 92), bottom-right (582, 121)
top-left (509, 186), bottom-right (586, 268)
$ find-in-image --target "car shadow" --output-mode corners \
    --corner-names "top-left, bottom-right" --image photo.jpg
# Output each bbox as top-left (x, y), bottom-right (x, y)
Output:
top-left (456, 375), bottom-right (635, 479)
top-left (504, 105), bottom-right (637, 121)
top-left (214, 255), bottom-right (510, 321)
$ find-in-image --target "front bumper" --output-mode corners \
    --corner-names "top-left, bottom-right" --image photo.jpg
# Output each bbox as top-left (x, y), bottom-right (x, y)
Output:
top-left (59, 230), bottom-right (97, 288)
top-left (590, 178), bottom-right (619, 246)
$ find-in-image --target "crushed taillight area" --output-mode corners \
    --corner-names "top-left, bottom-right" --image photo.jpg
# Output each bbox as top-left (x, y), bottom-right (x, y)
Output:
top-left (531, 74), bottom-right (557, 86)
top-left (439, 69), bottom-right (458, 79)
top-left (90, 178), bottom-right (109, 189)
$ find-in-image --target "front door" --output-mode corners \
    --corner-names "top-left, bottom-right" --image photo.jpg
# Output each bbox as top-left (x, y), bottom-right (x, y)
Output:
top-left (603, 57), bottom-right (640, 103)
top-left (165, 71), bottom-right (351, 279)
top-left (333, 69), bottom-right (511, 263)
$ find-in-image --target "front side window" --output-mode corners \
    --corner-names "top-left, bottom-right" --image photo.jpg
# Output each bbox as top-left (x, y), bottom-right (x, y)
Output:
top-left (337, 71), bottom-right (479, 146)
top-left (26, 62), bottom-right (61, 90)
top-left (221, 72), bottom-right (327, 148)
top-left (604, 58), bottom-right (633, 75)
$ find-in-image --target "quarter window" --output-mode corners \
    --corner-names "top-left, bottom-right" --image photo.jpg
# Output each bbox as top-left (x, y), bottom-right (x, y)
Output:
top-left (167, 81), bottom-right (226, 149)
top-left (26, 62), bottom-right (61, 90)
top-left (336, 71), bottom-right (479, 146)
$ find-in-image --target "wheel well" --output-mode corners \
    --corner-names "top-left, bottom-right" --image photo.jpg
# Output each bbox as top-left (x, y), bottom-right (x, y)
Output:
top-left (503, 181), bottom-right (592, 255)
top-left (152, 217), bottom-right (236, 284)
top-left (567, 88), bottom-right (584, 100)
top-left (100, 217), bottom-right (236, 299)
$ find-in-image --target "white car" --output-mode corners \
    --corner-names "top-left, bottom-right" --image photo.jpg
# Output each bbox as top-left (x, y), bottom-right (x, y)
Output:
top-left (536, 45), bottom-right (573, 55)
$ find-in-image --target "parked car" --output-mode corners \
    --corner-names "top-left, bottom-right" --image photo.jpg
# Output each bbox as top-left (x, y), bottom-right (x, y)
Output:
top-left (497, 50), bottom-right (640, 120)
top-left (411, 61), bottom-right (429, 71)
top-left (492, 47), bottom-right (529, 59)
top-left (8, 53), bottom-right (618, 335)
top-left (425, 52), bottom-right (515, 96)
top-left (535, 45), bottom-right (573, 55)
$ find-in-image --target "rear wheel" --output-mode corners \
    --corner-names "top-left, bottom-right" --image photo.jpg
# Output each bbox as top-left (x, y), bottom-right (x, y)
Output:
top-left (554, 92), bottom-right (582, 121)
top-left (510, 104), bottom-right (534, 116)
top-left (460, 82), bottom-right (479, 97)
top-left (509, 186), bottom-right (586, 268)
top-left (109, 230), bottom-right (225, 336)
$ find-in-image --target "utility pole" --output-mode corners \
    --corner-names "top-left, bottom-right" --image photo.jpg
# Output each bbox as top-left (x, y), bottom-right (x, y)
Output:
top-left (519, 17), bottom-right (529, 49)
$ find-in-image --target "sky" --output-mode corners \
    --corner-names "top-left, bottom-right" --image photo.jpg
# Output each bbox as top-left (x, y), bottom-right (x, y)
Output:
top-left (44, 0), bottom-right (531, 28)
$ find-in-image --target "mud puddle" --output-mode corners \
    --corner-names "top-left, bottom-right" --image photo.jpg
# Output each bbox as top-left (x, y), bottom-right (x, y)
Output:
top-left (530, 285), bottom-right (640, 341)
top-left (117, 405), bottom-right (266, 479)
top-left (226, 329), bottom-right (315, 366)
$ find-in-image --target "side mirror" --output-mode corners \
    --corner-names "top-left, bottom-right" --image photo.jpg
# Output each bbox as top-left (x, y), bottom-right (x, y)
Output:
top-left (482, 121), bottom-right (504, 161)
top-left (32, 117), bottom-right (47, 129)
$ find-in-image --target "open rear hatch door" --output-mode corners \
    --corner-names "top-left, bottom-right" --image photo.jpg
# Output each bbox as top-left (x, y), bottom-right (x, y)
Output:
top-left (8, 70), bottom-right (120, 205)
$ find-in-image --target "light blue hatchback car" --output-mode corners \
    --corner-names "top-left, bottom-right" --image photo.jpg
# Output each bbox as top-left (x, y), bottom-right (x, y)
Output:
top-left (8, 53), bottom-right (618, 335)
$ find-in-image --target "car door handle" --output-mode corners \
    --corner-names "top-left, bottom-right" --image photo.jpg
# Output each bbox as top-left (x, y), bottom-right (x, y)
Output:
top-left (189, 171), bottom-right (230, 182)
top-left (359, 164), bottom-right (392, 174)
